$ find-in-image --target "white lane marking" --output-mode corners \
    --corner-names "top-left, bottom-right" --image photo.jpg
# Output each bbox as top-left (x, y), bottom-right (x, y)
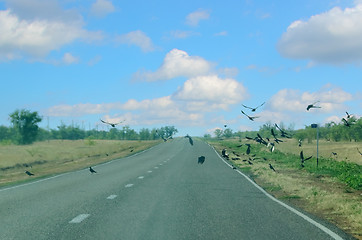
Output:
top-left (125, 184), bottom-right (134, 188)
top-left (159, 163), bottom-right (163, 166)
top-left (138, 176), bottom-right (144, 179)
top-left (147, 170), bottom-right (152, 173)
top-left (107, 194), bottom-right (117, 200)
top-left (69, 214), bottom-right (90, 223)
top-left (209, 143), bottom-right (344, 240)
top-left (154, 166), bottom-right (158, 169)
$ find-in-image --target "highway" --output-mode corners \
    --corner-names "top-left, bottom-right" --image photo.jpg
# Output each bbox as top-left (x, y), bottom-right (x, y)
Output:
top-left (0, 138), bottom-right (352, 240)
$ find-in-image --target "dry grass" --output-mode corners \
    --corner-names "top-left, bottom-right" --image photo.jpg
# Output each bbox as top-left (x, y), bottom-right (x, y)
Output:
top-left (275, 138), bottom-right (361, 165)
top-left (0, 139), bottom-right (161, 187)
top-left (209, 139), bottom-right (362, 240)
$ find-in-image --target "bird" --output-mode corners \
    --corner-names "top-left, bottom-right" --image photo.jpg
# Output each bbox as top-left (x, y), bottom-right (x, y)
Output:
top-left (198, 156), bottom-right (206, 164)
top-left (184, 135), bottom-right (194, 146)
top-left (298, 139), bottom-right (302, 147)
top-left (269, 164), bottom-right (276, 172)
top-left (242, 102), bottom-right (265, 112)
top-left (341, 118), bottom-right (351, 127)
top-left (275, 123), bottom-right (292, 138)
top-left (245, 144), bottom-right (251, 155)
top-left (306, 101), bottom-right (321, 111)
top-left (241, 110), bottom-right (260, 121)
top-left (346, 112), bottom-right (352, 119)
top-left (25, 170), bottom-right (34, 176)
top-left (100, 119), bottom-right (124, 128)
top-left (300, 151), bottom-right (312, 167)
top-left (89, 166), bottom-right (97, 173)
top-left (357, 148), bottom-right (362, 156)
top-left (224, 124), bottom-right (227, 128)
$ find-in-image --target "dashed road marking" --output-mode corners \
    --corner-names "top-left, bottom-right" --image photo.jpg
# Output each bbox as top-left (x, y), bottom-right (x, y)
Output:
top-left (154, 166), bottom-right (158, 169)
top-left (125, 184), bottom-right (134, 188)
top-left (147, 170), bottom-right (152, 173)
top-left (69, 214), bottom-right (90, 223)
top-left (107, 194), bottom-right (117, 200)
top-left (138, 176), bottom-right (144, 179)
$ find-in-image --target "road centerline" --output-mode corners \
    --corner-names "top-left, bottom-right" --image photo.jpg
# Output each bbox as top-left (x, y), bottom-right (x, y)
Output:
top-left (69, 214), bottom-right (90, 223)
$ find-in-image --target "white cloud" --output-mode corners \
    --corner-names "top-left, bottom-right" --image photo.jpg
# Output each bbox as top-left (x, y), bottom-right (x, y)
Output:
top-left (90, 0), bottom-right (115, 18)
top-left (63, 53), bottom-right (79, 64)
top-left (277, 3), bottom-right (362, 64)
top-left (173, 75), bottom-right (248, 110)
top-left (185, 9), bottom-right (210, 26)
top-left (115, 30), bottom-right (155, 52)
top-left (0, 8), bottom-right (103, 60)
top-left (132, 49), bottom-right (213, 81)
top-left (268, 85), bottom-right (352, 113)
top-left (169, 30), bottom-right (199, 39)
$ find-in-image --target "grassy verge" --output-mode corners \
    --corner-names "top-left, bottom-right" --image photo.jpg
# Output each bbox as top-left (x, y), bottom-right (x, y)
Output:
top-left (207, 138), bottom-right (362, 240)
top-left (0, 139), bottom-right (161, 187)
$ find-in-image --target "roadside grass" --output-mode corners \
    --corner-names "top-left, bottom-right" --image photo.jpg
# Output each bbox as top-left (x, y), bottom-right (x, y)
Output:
top-left (207, 138), bottom-right (362, 239)
top-left (0, 139), bottom-right (161, 187)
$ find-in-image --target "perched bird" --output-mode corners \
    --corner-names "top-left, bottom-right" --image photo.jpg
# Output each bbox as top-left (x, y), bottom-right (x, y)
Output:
top-left (100, 119), bottom-right (124, 128)
top-left (198, 156), bottom-right (206, 164)
top-left (300, 151), bottom-right (312, 167)
top-left (89, 167), bottom-right (97, 173)
top-left (245, 144), bottom-right (251, 155)
top-left (242, 102), bottom-right (265, 112)
top-left (269, 164), bottom-right (276, 172)
top-left (331, 152), bottom-right (337, 156)
top-left (306, 101), bottom-right (321, 111)
top-left (241, 110), bottom-right (260, 121)
top-left (25, 170), bottom-right (34, 176)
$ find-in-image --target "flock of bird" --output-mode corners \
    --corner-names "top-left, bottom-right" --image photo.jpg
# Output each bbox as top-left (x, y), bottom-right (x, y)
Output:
top-left (218, 100), bottom-right (359, 172)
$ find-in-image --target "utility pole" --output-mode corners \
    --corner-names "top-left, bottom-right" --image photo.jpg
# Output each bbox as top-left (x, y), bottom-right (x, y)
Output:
top-left (311, 124), bottom-right (319, 167)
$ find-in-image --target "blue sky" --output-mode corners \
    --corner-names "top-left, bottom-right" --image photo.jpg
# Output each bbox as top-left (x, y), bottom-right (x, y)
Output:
top-left (0, 0), bottom-right (361, 137)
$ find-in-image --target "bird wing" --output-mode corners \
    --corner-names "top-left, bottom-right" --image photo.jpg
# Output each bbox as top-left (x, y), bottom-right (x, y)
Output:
top-left (242, 104), bottom-right (253, 110)
top-left (256, 102), bottom-right (265, 109)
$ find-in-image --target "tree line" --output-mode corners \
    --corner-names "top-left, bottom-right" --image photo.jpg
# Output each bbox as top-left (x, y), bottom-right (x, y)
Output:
top-left (0, 109), bottom-right (178, 145)
top-left (208, 116), bottom-right (362, 142)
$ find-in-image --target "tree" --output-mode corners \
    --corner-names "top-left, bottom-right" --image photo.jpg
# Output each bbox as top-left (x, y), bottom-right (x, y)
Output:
top-left (9, 109), bottom-right (42, 144)
top-left (214, 129), bottom-right (223, 139)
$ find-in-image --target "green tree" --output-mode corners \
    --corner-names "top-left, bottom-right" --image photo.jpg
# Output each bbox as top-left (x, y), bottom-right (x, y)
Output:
top-left (214, 129), bottom-right (223, 139)
top-left (9, 109), bottom-right (42, 144)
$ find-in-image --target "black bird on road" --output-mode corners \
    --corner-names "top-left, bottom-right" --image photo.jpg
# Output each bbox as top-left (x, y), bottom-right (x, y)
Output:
top-left (242, 102), bottom-right (265, 112)
top-left (306, 101), bottom-right (321, 111)
top-left (25, 171), bottom-right (34, 176)
top-left (89, 167), bottom-right (97, 173)
top-left (100, 119), bottom-right (124, 128)
top-left (198, 156), bottom-right (205, 164)
top-left (241, 110), bottom-right (260, 121)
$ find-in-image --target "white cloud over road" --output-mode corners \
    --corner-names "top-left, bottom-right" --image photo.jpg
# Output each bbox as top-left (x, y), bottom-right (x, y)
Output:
top-left (277, 3), bottom-right (362, 64)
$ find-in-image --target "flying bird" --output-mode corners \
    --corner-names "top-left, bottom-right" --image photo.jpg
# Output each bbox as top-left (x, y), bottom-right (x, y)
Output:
top-left (100, 119), bottom-right (124, 128)
top-left (346, 112), bottom-right (352, 119)
top-left (300, 151), bottom-right (312, 167)
top-left (241, 110), bottom-right (260, 121)
top-left (357, 148), bottom-right (362, 156)
top-left (242, 102), bottom-right (265, 112)
top-left (341, 118), bottom-right (351, 127)
top-left (89, 166), bottom-right (97, 173)
top-left (275, 123), bottom-right (292, 138)
top-left (245, 144), bottom-right (251, 155)
top-left (25, 170), bottom-right (34, 176)
top-left (185, 135), bottom-right (194, 146)
top-left (306, 101), bottom-right (321, 111)
top-left (269, 164), bottom-right (276, 172)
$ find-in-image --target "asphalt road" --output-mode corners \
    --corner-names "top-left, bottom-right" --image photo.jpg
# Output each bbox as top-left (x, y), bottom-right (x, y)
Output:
top-left (0, 138), bottom-right (353, 240)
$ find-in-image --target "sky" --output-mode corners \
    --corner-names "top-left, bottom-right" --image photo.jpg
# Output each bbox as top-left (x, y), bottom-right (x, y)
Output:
top-left (0, 0), bottom-right (361, 137)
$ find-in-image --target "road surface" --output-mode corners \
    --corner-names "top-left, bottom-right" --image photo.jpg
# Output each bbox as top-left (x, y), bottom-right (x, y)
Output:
top-left (0, 138), bottom-right (352, 239)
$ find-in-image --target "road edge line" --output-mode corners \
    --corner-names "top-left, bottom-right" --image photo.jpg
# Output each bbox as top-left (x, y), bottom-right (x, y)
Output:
top-left (208, 143), bottom-right (344, 240)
